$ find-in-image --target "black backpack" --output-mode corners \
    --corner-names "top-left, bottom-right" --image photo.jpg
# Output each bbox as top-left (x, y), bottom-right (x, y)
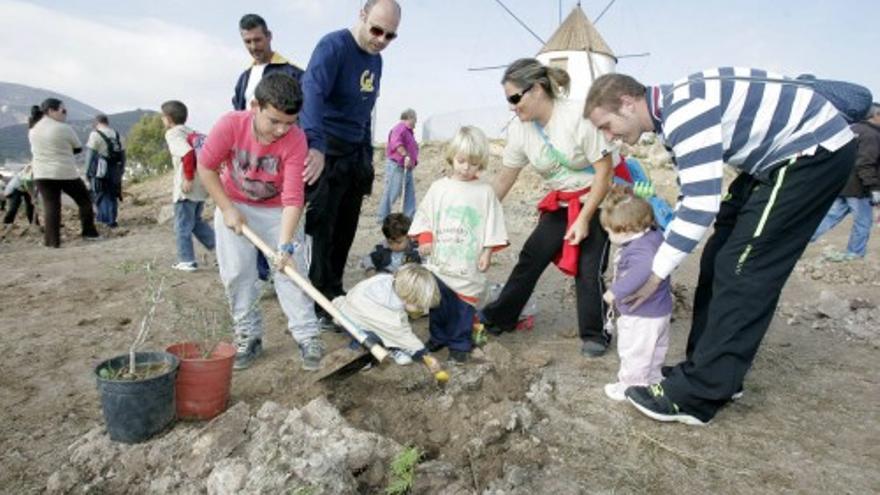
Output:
top-left (95, 129), bottom-right (125, 177)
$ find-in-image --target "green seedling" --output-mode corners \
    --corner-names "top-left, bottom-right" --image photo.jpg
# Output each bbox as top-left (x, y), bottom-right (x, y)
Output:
top-left (386, 446), bottom-right (422, 495)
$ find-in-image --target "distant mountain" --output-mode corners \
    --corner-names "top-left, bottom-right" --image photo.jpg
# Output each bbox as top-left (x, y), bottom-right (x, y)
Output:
top-left (0, 109), bottom-right (157, 163)
top-left (0, 81), bottom-right (103, 129)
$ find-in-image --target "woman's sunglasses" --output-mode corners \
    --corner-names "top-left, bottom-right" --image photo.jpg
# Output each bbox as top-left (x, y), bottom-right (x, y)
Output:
top-left (506, 85), bottom-right (533, 105)
top-left (369, 25), bottom-right (398, 41)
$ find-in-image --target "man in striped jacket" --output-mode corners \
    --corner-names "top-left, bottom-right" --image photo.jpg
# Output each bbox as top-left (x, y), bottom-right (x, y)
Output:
top-left (585, 68), bottom-right (857, 425)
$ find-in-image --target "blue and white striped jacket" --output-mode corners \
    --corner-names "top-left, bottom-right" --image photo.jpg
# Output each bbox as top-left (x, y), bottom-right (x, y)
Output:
top-left (648, 67), bottom-right (855, 278)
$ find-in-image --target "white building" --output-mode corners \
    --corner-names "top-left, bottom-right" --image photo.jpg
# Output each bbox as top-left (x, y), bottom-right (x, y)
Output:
top-left (423, 5), bottom-right (616, 141)
top-left (535, 6), bottom-right (617, 101)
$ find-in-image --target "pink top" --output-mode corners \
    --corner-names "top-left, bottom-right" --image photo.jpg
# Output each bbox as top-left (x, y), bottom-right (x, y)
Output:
top-left (386, 121), bottom-right (419, 168)
top-left (199, 110), bottom-right (306, 207)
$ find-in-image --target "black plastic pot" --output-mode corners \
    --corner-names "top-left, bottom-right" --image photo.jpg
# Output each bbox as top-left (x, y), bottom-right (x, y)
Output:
top-left (94, 351), bottom-right (179, 444)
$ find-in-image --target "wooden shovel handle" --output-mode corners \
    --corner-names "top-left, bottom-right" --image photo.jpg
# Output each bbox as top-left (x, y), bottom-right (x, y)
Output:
top-left (241, 225), bottom-right (388, 362)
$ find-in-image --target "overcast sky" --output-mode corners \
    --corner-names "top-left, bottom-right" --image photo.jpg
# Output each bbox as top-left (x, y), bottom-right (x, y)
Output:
top-left (2, 0), bottom-right (878, 139)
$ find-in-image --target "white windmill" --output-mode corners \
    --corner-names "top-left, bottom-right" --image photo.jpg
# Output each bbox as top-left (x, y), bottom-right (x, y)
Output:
top-left (535, 5), bottom-right (618, 100)
top-left (423, 1), bottom-right (647, 141)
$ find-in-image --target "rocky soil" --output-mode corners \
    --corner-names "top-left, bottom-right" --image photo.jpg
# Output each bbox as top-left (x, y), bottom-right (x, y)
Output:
top-left (1, 142), bottom-right (878, 494)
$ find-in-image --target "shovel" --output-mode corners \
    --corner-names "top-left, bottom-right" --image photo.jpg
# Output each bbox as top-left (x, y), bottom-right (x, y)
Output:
top-left (242, 225), bottom-right (449, 384)
top-left (241, 225), bottom-right (389, 367)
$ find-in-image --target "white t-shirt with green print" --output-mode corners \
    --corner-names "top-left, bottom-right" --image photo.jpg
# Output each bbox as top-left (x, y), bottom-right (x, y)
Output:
top-left (409, 177), bottom-right (508, 303)
top-left (503, 99), bottom-right (610, 193)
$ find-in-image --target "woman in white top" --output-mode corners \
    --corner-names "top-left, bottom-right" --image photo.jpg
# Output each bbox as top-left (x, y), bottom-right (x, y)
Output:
top-left (479, 58), bottom-right (615, 357)
top-left (29, 98), bottom-right (99, 247)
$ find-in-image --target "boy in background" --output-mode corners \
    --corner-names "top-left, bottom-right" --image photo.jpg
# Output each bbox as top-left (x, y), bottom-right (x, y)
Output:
top-left (161, 100), bottom-right (215, 272)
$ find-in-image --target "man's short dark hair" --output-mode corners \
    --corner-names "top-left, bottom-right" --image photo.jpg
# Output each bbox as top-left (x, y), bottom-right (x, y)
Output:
top-left (160, 100), bottom-right (188, 125)
top-left (584, 73), bottom-right (647, 116)
top-left (239, 14), bottom-right (268, 34)
top-left (382, 213), bottom-right (411, 239)
top-left (254, 73), bottom-right (302, 115)
top-left (95, 114), bottom-right (109, 125)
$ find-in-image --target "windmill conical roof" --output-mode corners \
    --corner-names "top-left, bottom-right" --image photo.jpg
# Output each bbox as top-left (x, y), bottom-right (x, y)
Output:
top-left (538, 6), bottom-right (615, 60)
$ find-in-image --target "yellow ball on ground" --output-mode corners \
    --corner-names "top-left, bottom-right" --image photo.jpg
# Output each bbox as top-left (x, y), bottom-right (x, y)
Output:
top-left (434, 370), bottom-right (450, 383)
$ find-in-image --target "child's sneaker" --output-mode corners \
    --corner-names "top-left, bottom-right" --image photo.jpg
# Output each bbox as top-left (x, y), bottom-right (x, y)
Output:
top-left (448, 349), bottom-right (469, 364)
top-left (624, 384), bottom-right (707, 426)
top-left (581, 340), bottom-right (608, 358)
top-left (390, 349), bottom-right (413, 365)
top-left (299, 337), bottom-right (324, 371)
top-left (603, 382), bottom-right (627, 401)
top-left (172, 261), bottom-right (198, 272)
top-left (233, 337), bottom-right (262, 370)
top-left (823, 249), bottom-right (859, 263)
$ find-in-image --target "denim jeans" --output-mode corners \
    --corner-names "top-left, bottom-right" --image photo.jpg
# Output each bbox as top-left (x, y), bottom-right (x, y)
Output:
top-left (377, 160), bottom-right (416, 222)
top-left (810, 196), bottom-right (872, 257)
top-left (95, 190), bottom-right (118, 226)
top-left (174, 200), bottom-right (215, 263)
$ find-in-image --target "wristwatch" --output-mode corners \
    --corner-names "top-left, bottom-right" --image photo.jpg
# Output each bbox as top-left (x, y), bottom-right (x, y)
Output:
top-left (277, 242), bottom-right (296, 255)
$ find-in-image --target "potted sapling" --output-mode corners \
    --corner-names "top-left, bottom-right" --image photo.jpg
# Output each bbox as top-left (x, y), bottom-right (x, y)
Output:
top-left (94, 262), bottom-right (179, 443)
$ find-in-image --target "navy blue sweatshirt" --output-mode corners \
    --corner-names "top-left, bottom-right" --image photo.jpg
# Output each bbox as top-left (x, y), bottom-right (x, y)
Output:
top-left (300, 29), bottom-right (382, 153)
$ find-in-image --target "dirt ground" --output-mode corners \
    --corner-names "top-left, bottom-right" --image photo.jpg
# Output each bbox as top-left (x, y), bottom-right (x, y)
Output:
top-left (1, 143), bottom-right (879, 494)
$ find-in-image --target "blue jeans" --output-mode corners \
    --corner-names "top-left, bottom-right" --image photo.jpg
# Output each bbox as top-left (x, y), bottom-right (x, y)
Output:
top-left (94, 191), bottom-right (118, 226)
top-left (174, 200), bottom-right (215, 263)
top-left (377, 160), bottom-right (416, 222)
top-left (810, 196), bottom-right (872, 257)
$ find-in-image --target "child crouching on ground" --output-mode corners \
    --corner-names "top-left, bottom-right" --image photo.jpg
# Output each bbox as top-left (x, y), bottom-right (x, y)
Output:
top-left (600, 188), bottom-right (672, 401)
top-left (409, 126), bottom-right (509, 363)
top-left (361, 213), bottom-right (421, 274)
top-left (332, 263), bottom-right (444, 373)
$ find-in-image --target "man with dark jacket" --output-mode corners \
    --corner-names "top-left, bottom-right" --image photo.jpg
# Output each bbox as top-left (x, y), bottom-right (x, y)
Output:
top-left (811, 102), bottom-right (880, 260)
top-left (232, 14), bottom-right (303, 111)
top-left (233, 14), bottom-right (304, 282)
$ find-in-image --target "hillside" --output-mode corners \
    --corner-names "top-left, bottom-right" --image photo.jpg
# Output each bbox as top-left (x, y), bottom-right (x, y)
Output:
top-left (0, 81), bottom-right (102, 129)
top-left (0, 108), bottom-right (156, 163)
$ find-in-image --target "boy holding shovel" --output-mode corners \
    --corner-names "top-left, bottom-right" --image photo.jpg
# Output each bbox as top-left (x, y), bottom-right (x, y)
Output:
top-left (198, 72), bottom-right (324, 371)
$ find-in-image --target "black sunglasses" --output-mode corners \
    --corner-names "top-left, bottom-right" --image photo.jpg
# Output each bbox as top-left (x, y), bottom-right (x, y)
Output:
top-left (369, 25), bottom-right (397, 41)
top-left (506, 84), bottom-right (533, 105)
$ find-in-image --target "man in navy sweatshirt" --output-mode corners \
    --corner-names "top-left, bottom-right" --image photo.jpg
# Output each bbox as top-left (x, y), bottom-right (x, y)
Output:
top-left (300, 0), bottom-right (402, 325)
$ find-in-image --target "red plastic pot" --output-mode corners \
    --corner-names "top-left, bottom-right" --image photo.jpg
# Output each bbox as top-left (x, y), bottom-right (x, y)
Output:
top-left (165, 342), bottom-right (235, 420)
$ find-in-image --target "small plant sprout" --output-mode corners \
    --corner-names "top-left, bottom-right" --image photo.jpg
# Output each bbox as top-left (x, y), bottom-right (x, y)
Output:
top-left (128, 276), bottom-right (165, 375)
top-left (386, 446), bottom-right (422, 495)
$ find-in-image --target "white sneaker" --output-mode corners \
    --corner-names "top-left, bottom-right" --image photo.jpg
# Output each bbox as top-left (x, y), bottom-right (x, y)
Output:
top-left (390, 349), bottom-right (413, 366)
top-left (604, 382), bottom-right (627, 401)
top-left (172, 261), bottom-right (198, 272)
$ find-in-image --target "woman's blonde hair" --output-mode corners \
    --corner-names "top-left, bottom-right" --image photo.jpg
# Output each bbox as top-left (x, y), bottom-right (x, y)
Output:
top-left (444, 125), bottom-right (489, 171)
top-left (393, 264), bottom-right (440, 312)
top-left (599, 185), bottom-right (655, 233)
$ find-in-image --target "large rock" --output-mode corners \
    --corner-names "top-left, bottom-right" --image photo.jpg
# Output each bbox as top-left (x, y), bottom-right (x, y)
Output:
top-left (817, 290), bottom-right (850, 320)
top-left (50, 398), bottom-right (403, 494)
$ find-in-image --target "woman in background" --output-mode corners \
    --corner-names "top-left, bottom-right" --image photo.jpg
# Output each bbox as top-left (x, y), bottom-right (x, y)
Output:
top-left (29, 98), bottom-right (99, 247)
